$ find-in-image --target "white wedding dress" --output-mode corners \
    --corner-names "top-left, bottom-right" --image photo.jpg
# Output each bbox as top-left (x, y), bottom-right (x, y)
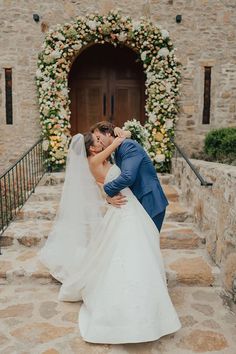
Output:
top-left (58, 164), bottom-right (181, 344)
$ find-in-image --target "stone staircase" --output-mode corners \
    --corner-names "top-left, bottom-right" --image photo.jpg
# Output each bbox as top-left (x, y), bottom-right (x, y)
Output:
top-left (1, 173), bottom-right (236, 354)
top-left (0, 172), bottom-right (220, 288)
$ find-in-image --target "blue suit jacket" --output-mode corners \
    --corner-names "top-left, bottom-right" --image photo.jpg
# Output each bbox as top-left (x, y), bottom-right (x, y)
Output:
top-left (104, 139), bottom-right (168, 218)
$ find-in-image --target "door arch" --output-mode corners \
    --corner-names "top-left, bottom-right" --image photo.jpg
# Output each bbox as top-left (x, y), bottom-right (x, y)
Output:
top-left (68, 43), bottom-right (145, 135)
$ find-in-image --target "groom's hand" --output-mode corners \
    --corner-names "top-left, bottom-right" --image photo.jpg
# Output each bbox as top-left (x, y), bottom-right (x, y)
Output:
top-left (106, 193), bottom-right (127, 208)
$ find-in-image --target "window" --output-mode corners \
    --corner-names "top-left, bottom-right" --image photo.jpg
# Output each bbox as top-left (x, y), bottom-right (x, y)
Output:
top-left (5, 68), bottom-right (13, 124)
top-left (202, 66), bottom-right (211, 124)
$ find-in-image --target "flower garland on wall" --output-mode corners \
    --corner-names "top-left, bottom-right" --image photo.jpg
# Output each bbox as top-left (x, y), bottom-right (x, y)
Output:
top-left (36, 10), bottom-right (181, 171)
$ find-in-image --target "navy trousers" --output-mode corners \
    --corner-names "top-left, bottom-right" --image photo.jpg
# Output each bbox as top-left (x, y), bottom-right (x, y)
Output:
top-left (152, 210), bottom-right (166, 232)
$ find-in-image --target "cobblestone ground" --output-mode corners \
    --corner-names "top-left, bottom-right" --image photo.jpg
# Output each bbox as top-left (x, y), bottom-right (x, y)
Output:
top-left (0, 283), bottom-right (235, 354)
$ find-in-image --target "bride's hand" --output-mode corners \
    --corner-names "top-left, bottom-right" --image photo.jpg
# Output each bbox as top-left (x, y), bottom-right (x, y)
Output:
top-left (114, 127), bottom-right (126, 138)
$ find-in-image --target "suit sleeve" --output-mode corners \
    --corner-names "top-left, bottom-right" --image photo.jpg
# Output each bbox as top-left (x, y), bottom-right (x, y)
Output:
top-left (104, 141), bottom-right (143, 197)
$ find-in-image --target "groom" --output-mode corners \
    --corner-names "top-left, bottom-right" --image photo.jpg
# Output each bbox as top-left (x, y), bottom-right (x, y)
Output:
top-left (91, 121), bottom-right (169, 232)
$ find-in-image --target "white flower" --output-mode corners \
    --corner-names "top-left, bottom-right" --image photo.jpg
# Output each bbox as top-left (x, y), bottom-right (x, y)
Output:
top-left (36, 69), bottom-right (43, 79)
top-left (141, 51), bottom-right (147, 61)
top-left (42, 140), bottom-right (49, 151)
top-left (50, 50), bottom-right (62, 59)
top-left (72, 43), bottom-right (82, 51)
top-left (117, 32), bottom-right (127, 42)
top-left (56, 33), bottom-right (66, 41)
top-left (158, 48), bottom-right (169, 57)
top-left (148, 112), bottom-right (157, 123)
top-left (61, 134), bottom-right (68, 144)
top-left (132, 21), bottom-right (140, 31)
top-left (43, 55), bottom-right (55, 64)
top-left (166, 82), bottom-right (172, 93)
top-left (164, 119), bottom-right (173, 130)
top-left (160, 29), bottom-right (169, 39)
top-left (42, 107), bottom-right (49, 116)
top-left (60, 87), bottom-right (68, 96)
top-left (155, 154), bottom-right (165, 163)
top-left (41, 82), bottom-right (50, 90)
top-left (87, 20), bottom-right (98, 31)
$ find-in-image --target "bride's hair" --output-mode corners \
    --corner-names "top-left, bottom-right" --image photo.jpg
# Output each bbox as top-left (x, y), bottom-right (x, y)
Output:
top-left (83, 132), bottom-right (94, 157)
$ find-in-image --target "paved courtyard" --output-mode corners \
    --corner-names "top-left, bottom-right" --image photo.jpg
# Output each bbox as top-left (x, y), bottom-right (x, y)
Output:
top-left (0, 283), bottom-right (236, 354)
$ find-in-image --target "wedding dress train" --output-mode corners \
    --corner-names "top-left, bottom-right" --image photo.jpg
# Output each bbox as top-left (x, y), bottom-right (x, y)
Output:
top-left (58, 164), bottom-right (181, 344)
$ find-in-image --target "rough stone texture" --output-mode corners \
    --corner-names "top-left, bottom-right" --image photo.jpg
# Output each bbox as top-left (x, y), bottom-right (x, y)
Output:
top-left (177, 329), bottom-right (229, 353)
top-left (10, 322), bottom-right (74, 344)
top-left (0, 284), bottom-right (235, 353)
top-left (172, 158), bottom-right (236, 301)
top-left (166, 251), bottom-right (217, 286)
top-left (1, 1), bottom-right (236, 173)
top-left (161, 225), bottom-right (203, 249)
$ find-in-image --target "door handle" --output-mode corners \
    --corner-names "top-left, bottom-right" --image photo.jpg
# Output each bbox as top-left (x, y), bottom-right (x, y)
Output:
top-left (111, 95), bottom-right (114, 116)
top-left (103, 94), bottom-right (106, 116)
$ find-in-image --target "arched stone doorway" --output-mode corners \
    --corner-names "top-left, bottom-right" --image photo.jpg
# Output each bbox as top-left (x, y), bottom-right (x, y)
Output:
top-left (68, 43), bottom-right (145, 135)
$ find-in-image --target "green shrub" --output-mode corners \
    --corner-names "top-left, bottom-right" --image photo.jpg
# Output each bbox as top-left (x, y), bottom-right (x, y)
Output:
top-left (204, 127), bottom-right (236, 163)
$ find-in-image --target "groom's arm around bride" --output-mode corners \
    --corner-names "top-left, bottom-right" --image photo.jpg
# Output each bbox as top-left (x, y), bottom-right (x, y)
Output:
top-left (92, 121), bottom-right (169, 232)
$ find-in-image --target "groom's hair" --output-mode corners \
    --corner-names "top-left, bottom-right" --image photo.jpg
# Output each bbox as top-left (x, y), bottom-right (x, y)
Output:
top-left (90, 121), bottom-right (115, 137)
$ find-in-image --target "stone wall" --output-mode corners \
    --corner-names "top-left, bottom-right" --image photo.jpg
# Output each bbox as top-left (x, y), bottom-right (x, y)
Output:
top-left (172, 157), bottom-right (236, 300)
top-left (1, 0), bottom-right (236, 173)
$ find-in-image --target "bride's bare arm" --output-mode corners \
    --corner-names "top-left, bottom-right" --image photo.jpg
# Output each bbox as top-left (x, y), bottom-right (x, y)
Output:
top-left (90, 137), bottom-right (125, 167)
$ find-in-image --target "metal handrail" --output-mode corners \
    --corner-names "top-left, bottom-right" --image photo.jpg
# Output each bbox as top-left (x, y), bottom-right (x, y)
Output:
top-left (0, 138), bottom-right (45, 252)
top-left (171, 138), bottom-right (213, 187)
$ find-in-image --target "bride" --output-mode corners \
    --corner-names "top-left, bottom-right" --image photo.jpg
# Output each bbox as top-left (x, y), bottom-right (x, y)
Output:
top-left (39, 131), bottom-right (181, 344)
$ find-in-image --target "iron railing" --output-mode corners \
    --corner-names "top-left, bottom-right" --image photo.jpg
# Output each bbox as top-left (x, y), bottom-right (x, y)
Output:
top-left (0, 139), bottom-right (45, 250)
top-left (171, 138), bottom-right (213, 187)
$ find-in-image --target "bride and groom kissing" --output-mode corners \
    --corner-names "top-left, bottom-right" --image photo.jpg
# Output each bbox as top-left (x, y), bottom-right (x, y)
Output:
top-left (39, 121), bottom-right (181, 344)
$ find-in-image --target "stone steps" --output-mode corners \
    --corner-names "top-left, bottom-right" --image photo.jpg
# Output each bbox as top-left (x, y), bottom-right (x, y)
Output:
top-left (15, 199), bottom-right (191, 223)
top-left (0, 172), bottom-right (220, 291)
top-left (163, 249), bottom-right (220, 287)
top-left (39, 172), bottom-right (175, 186)
top-left (161, 222), bottom-right (205, 249)
top-left (16, 200), bottom-right (58, 221)
top-left (1, 219), bottom-right (203, 250)
top-left (166, 203), bottom-right (193, 222)
top-left (1, 220), bottom-right (53, 248)
top-left (30, 179), bottom-right (180, 203)
top-left (0, 248), bottom-right (220, 287)
top-left (29, 185), bottom-right (62, 202)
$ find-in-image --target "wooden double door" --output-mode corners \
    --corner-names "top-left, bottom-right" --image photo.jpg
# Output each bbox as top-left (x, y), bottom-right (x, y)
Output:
top-left (68, 44), bottom-right (145, 135)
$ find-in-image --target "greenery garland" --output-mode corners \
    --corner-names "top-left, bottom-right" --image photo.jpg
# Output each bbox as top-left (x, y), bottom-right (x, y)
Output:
top-left (36, 10), bottom-right (181, 171)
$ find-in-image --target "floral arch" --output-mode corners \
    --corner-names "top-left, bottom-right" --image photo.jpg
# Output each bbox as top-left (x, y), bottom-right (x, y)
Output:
top-left (36, 10), bottom-right (181, 172)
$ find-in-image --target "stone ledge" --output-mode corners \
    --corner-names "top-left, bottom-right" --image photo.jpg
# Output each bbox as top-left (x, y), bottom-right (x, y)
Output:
top-left (39, 172), bottom-right (176, 186)
top-left (39, 172), bottom-right (65, 186)
top-left (16, 200), bottom-right (58, 221)
top-left (163, 249), bottom-right (220, 287)
top-left (166, 203), bottom-right (193, 222)
top-left (162, 185), bottom-right (180, 202)
top-left (0, 249), bottom-right (57, 284)
top-left (30, 185), bottom-right (63, 202)
top-left (161, 222), bottom-right (205, 249)
top-left (2, 220), bottom-right (53, 248)
top-left (0, 248), bottom-right (220, 288)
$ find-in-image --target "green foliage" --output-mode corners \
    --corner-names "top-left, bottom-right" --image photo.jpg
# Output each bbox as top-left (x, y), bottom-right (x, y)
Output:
top-left (204, 127), bottom-right (236, 163)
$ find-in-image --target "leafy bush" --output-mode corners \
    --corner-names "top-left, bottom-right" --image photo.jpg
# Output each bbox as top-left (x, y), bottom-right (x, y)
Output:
top-left (204, 127), bottom-right (236, 163)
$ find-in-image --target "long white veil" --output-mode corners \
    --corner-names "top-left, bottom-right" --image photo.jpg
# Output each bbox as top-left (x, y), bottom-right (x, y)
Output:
top-left (39, 133), bottom-right (104, 282)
